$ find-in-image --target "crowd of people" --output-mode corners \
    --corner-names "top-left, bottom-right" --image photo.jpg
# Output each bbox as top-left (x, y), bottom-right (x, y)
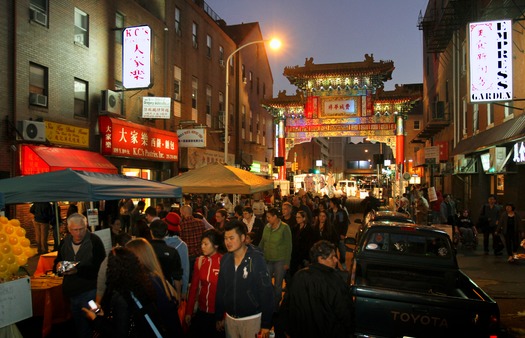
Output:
top-left (46, 186), bottom-right (524, 337)
top-left (49, 190), bottom-right (354, 338)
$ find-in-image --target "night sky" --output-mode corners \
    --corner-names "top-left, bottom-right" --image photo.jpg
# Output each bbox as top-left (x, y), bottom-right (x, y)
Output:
top-left (206, 0), bottom-right (429, 95)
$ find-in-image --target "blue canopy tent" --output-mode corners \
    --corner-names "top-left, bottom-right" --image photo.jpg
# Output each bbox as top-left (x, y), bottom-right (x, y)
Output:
top-left (0, 169), bottom-right (182, 245)
top-left (0, 169), bottom-right (182, 204)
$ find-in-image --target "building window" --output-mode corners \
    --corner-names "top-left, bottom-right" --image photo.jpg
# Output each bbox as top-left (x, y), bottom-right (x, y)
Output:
top-left (192, 22), bottom-right (198, 48)
top-left (74, 8), bottom-right (89, 47)
top-left (29, 63), bottom-right (48, 107)
top-left (115, 12), bottom-right (124, 44)
top-left (206, 85), bottom-right (212, 115)
top-left (175, 7), bottom-right (181, 35)
top-left (219, 45), bottom-right (224, 63)
top-left (74, 78), bottom-right (88, 118)
top-left (229, 56), bottom-right (234, 76)
top-left (249, 71), bottom-right (253, 91)
top-left (504, 104), bottom-right (512, 119)
top-left (29, 0), bottom-right (48, 26)
top-left (256, 77), bottom-right (260, 95)
top-left (174, 66), bottom-right (181, 101)
top-left (206, 35), bottom-right (212, 58)
top-left (192, 77), bottom-right (198, 109)
top-left (473, 103), bottom-right (479, 133)
top-left (218, 91), bottom-right (224, 112)
top-left (241, 105), bottom-right (246, 139)
top-left (487, 103), bottom-right (494, 126)
top-left (241, 65), bottom-right (245, 80)
top-left (263, 83), bottom-right (266, 98)
top-left (413, 120), bottom-right (420, 130)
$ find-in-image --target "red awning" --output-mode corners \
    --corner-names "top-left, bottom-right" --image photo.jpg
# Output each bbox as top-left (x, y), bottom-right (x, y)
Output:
top-left (21, 145), bottom-right (118, 175)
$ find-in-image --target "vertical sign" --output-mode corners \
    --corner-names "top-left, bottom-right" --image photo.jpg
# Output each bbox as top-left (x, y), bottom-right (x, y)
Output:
top-left (123, 25), bottom-right (152, 89)
top-left (469, 19), bottom-right (512, 103)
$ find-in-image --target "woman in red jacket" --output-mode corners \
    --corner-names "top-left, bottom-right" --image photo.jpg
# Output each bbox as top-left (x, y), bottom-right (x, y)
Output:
top-left (185, 229), bottom-right (225, 338)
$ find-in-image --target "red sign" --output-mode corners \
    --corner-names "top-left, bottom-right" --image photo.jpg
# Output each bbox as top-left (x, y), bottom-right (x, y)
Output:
top-left (99, 116), bottom-right (178, 161)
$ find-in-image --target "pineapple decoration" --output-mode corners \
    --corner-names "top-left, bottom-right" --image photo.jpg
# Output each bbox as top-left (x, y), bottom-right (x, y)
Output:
top-left (0, 216), bottom-right (37, 280)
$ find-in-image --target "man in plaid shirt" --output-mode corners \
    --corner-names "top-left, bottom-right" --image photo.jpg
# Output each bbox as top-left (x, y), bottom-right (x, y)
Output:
top-left (180, 205), bottom-right (205, 279)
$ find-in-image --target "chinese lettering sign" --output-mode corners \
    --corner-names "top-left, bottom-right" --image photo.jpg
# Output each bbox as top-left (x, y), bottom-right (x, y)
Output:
top-left (322, 98), bottom-right (357, 117)
top-left (99, 116), bottom-right (178, 161)
top-left (469, 20), bottom-right (512, 103)
top-left (45, 121), bottom-right (89, 148)
top-left (123, 25), bottom-right (152, 89)
top-left (142, 97), bottom-right (171, 119)
top-left (176, 128), bottom-right (206, 148)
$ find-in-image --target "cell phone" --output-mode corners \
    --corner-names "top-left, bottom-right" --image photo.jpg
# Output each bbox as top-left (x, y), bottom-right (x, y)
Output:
top-left (88, 300), bottom-right (100, 313)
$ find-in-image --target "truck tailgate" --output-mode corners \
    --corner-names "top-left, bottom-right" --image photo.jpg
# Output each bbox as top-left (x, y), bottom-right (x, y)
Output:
top-left (353, 286), bottom-right (499, 337)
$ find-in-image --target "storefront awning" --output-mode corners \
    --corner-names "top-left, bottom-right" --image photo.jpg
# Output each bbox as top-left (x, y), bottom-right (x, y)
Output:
top-left (452, 114), bottom-right (525, 156)
top-left (21, 145), bottom-right (118, 175)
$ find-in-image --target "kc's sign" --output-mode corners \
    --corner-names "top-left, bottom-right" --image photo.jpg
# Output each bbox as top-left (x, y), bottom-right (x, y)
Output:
top-left (99, 116), bottom-right (178, 161)
top-left (123, 25), bottom-right (152, 89)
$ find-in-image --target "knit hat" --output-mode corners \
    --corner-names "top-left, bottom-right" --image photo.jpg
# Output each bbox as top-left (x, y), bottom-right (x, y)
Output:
top-left (163, 212), bottom-right (181, 233)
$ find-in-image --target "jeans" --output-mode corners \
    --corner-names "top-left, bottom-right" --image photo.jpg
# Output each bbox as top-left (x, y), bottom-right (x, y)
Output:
top-left (69, 289), bottom-right (96, 338)
top-left (266, 260), bottom-right (286, 312)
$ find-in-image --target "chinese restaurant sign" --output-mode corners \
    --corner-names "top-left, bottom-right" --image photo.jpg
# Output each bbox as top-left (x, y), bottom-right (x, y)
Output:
top-left (45, 121), bottom-right (89, 148)
top-left (469, 19), bottom-right (512, 103)
top-left (99, 116), bottom-right (178, 161)
top-left (142, 97), bottom-right (171, 119)
top-left (123, 25), bottom-right (152, 89)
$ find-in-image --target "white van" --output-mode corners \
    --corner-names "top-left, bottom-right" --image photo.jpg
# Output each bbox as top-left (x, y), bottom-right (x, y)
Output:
top-left (338, 180), bottom-right (357, 197)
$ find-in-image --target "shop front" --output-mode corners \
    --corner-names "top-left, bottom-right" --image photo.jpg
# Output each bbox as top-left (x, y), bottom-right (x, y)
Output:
top-left (98, 116), bottom-right (179, 210)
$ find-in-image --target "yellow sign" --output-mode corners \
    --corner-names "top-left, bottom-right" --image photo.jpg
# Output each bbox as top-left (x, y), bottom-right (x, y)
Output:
top-left (45, 121), bottom-right (89, 148)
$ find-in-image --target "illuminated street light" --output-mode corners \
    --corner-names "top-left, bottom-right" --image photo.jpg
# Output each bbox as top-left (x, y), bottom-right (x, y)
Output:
top-left (224, 38), bottom-right (281, 164)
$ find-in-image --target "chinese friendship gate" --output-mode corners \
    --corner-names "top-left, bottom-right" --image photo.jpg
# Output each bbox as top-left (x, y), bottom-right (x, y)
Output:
top-left (263, 55), bottom-right (422, 182)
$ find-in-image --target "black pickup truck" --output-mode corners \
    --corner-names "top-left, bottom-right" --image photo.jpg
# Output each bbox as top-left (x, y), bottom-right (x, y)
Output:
top-left (347, 223), bottom-right (500, 337)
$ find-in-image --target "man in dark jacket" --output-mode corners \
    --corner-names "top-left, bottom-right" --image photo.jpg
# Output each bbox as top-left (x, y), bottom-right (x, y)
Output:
top-left (329, 197), bottom-right (350, 270)
top-left (280, 240), bottom-right (353, 338)
top-left (148, 219), bottom-right (183, 299)
top-left (215, 220), bottom-right (274, 338)
top-left (54, 213), bottom-right (106, 338)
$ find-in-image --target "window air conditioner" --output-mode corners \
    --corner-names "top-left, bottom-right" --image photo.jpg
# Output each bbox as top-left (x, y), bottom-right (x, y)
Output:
top-left (29, 93), bottom-right (48, 107)
top-left (102, 90), bottom-right (122, 114)
top-left (30, 8), bottom-right (47, 26)
top-left (20, 120), bottom-right (46, 142)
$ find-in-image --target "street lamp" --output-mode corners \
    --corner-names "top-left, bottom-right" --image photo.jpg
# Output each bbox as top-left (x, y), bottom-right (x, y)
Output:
top-left (224, 38), bottom-right (281, 164)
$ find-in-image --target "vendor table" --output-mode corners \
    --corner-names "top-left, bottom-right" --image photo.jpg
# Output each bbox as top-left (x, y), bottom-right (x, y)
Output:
top-left (33, 252), bottom-right (57, 277)
top-left (31, 276), bottom-right (70, 337)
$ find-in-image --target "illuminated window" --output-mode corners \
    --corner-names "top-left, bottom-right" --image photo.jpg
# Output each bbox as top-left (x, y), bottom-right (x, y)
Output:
top-left (175, 7), bottom-right (181, 35)
top-left (192, 77), bottom-right (198, 109)
top-left (192, 22), bottom-right (198, 48)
